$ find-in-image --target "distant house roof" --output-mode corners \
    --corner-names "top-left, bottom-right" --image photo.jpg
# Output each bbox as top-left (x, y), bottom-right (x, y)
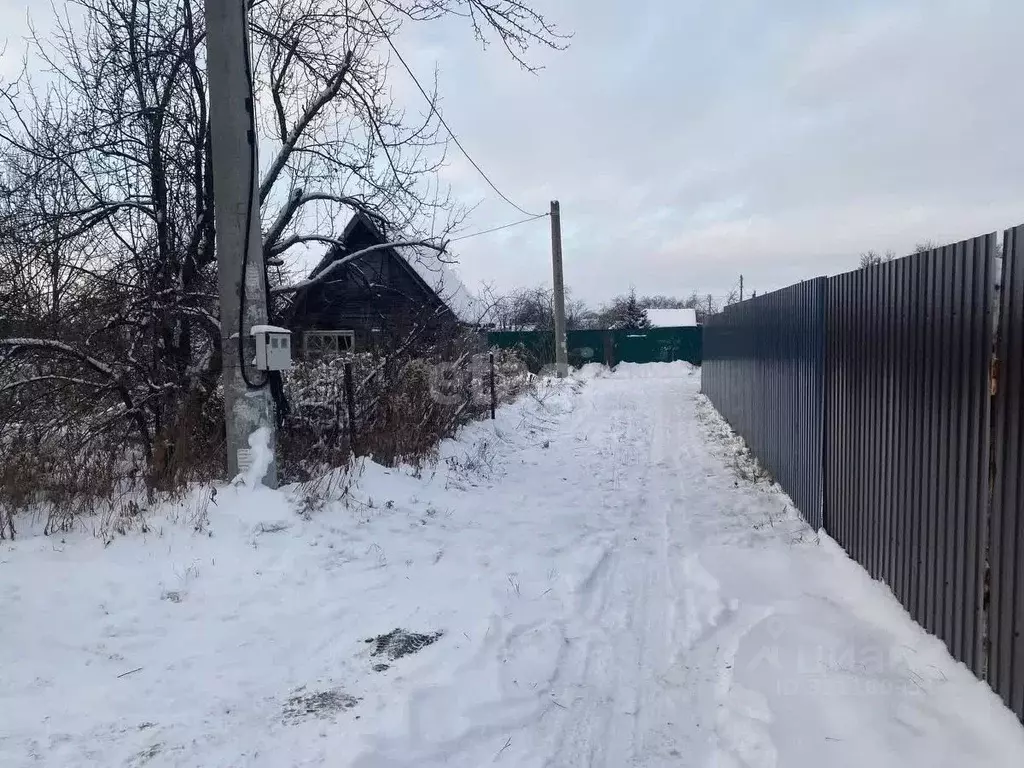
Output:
top-left (646, 308), bottom-right (698, 327)
top-left (298, 213), bottom-right (480, 323)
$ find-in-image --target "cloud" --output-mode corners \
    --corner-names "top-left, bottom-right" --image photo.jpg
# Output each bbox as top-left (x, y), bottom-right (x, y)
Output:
top-left (395, 0), bottom-right (1024, 304)
top-left (3, 0), bottom-right (1022, 306)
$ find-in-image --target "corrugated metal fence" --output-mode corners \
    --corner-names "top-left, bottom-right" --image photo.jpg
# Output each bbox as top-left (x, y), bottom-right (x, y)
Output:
top-left (702, 279), bottom-right (826, 529)
top-left (488, 327), bottom-right (702, 370)
top-left (702, 229), bottom-right (1023, 720)
top-left (826, 236), bottom-right (994, 675)
top-left (990, 225), bottom-right (1024, 719)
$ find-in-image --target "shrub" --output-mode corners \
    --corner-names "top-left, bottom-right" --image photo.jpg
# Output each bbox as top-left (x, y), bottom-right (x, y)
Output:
top-left (0, 332), bottom-right (530, 535)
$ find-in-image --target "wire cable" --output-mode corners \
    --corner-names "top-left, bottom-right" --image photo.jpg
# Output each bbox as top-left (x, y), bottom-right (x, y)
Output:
top-left (449, 213), bottom-right (549, 242)
top-left (239, 0), bottom-right (269, 390)
top-left (364, 3), bottom-right (542, 218)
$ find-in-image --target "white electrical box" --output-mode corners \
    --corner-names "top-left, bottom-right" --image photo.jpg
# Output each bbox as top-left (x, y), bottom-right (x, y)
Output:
top-left (251, 325), bottom-right (292, 371)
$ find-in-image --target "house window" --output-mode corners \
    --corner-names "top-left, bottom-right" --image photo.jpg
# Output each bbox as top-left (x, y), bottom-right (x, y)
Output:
top-left (303, 330), bottom-right (355, 359)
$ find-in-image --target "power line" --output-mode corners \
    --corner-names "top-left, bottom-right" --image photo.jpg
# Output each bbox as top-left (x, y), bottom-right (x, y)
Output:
top-left (365, 4), bottom-right (542, 218)
top-left (449, 213), bottom-right (549, 243)
top-left (238, 0), bottom-right (270, 391)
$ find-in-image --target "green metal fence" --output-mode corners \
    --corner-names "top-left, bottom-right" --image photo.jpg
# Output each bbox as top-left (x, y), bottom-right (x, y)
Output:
top-left (487, 327), bottom-right (702, 370)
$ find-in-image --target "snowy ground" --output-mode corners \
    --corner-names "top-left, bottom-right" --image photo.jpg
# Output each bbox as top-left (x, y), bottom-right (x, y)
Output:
top-left (3, 362), bottom-right (1023, 767)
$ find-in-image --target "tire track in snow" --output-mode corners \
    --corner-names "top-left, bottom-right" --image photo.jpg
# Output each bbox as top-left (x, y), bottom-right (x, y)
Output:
top-left (706, 606), bottom-right (778, 768)
top-left (645, 380), bottom-right (783, 768)
top-left (575, 545), bottom-right (615, 623)
top-left (381, 371), bottom-right (783, 767)
top-left (549, 375), bottom-right (734, 767)
top-left (628, 381), bottom-right (723, 765)
top-left (664, 389), bottom-right (782, 768)
top-left (540, 381), bottom-right (659, 767)
top-left (679, 554), bottom-right (728, 651)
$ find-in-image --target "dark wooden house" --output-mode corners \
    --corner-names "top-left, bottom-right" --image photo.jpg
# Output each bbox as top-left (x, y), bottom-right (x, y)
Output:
top-left (287, 213), bottom-right (472, 357)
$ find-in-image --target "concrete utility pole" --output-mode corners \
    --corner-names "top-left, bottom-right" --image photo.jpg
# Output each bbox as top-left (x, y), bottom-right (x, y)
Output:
top-left (550, 200), bottom-right (568, 378)
top-left (205, 0), bottom-right (278, 486)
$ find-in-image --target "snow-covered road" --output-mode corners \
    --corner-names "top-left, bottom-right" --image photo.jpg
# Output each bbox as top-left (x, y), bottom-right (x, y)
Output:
top-left (3, 363), bottom-right (1023, 767)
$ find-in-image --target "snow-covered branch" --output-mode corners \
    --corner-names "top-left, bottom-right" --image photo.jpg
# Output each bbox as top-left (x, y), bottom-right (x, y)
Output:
top-left (262, 189), bottom-right (378, 256)
top-left (0, 374), bottom-right (106, 395)
top-left (0, 338), bottom-right (117, 380)
top-left (0, 337), bottom-right (151, 455)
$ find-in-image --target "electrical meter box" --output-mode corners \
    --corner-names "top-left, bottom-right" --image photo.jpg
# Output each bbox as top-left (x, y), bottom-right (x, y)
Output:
top-left (251, 325), bottom-right (292, 371)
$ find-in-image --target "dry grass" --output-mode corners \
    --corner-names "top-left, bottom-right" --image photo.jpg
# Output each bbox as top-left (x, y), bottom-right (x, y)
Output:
top-left (282, 340), bottom-right (530, 475)
top-left (0, 336), bottom-right (530, 537)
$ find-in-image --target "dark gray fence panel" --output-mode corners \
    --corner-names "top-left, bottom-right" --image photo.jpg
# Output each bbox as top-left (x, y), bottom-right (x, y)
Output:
top-left (702, 278), bottom-right (826, 529)
top-left (824, 236), bottom-right (994, 675)
top-left (990, 225), bottom-right (1024, 719)
top-left (703, 229), bottom-right (1024, 722)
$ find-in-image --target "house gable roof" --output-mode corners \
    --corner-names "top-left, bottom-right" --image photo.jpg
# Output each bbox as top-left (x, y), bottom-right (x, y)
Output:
top-left (297, 213), bottom-right (479, 322)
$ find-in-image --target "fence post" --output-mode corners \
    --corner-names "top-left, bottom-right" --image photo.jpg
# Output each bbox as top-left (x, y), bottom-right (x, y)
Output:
top-left (489, 351), bottom-right (497, 420)
top-left (343, 361), bottom-right (357, 456)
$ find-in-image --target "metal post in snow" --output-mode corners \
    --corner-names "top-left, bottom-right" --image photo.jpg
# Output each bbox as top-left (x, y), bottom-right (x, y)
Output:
top-left (489, 351), bottom-right (497, 420)
top-left (344, 361), bottom-right (357, 456)
top-left (603, 331), bottom-right (615, 369)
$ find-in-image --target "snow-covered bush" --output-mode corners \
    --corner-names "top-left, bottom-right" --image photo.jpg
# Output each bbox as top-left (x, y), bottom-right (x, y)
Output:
top-left (0, 330), bottom-right (530, 535)
top-left (0, 378), bottom-right (225, 537)
top-left (279, 341), bottom-right (531, 482)
top-left (0, 0), bottom-right (559, 535)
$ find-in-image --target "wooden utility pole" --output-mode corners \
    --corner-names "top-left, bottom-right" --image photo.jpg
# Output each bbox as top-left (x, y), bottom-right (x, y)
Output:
top-left (740, 274), bottom-right (744, 302)
top-left (205, 0), bottom-right (277, 486)
top-left (550, 200), bottom-right (568, 377)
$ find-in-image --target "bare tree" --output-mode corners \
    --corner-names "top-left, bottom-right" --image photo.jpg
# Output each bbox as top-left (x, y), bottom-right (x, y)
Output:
top-left (0, 0), bottom-right (566, 489)
top-left (678, 291), bottom-right (721, 324)
top-left (859, 249), bottom-right (898, 268)
top-left (638, 294), bottom-right (689, 310)
top-left (489, 285), bottom-right (592, 331)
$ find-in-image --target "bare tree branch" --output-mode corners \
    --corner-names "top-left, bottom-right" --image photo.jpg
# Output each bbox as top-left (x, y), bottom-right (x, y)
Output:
top-left (270, 238), bottom-right (446, 295)
top-left (0, 0), bottom-right (565, 488)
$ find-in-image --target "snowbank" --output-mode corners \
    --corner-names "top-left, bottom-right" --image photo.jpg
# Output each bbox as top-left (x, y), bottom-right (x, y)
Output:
top-left (611, 360), bottom-right (698, 378)
top-left (2, 370), bottom-right (1022, 767)
top-left (572, 362), bottom-right (608, 381)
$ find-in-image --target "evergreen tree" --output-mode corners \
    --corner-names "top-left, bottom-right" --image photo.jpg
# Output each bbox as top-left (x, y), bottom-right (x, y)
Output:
top-left (613, 289), bottom-right (652, 330)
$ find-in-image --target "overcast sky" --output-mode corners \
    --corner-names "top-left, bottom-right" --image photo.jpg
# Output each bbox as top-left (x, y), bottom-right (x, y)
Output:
top-left (4, 0), bottom-right (1024, 306)
top-left (401, 0), bottom-right (1024, 305)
